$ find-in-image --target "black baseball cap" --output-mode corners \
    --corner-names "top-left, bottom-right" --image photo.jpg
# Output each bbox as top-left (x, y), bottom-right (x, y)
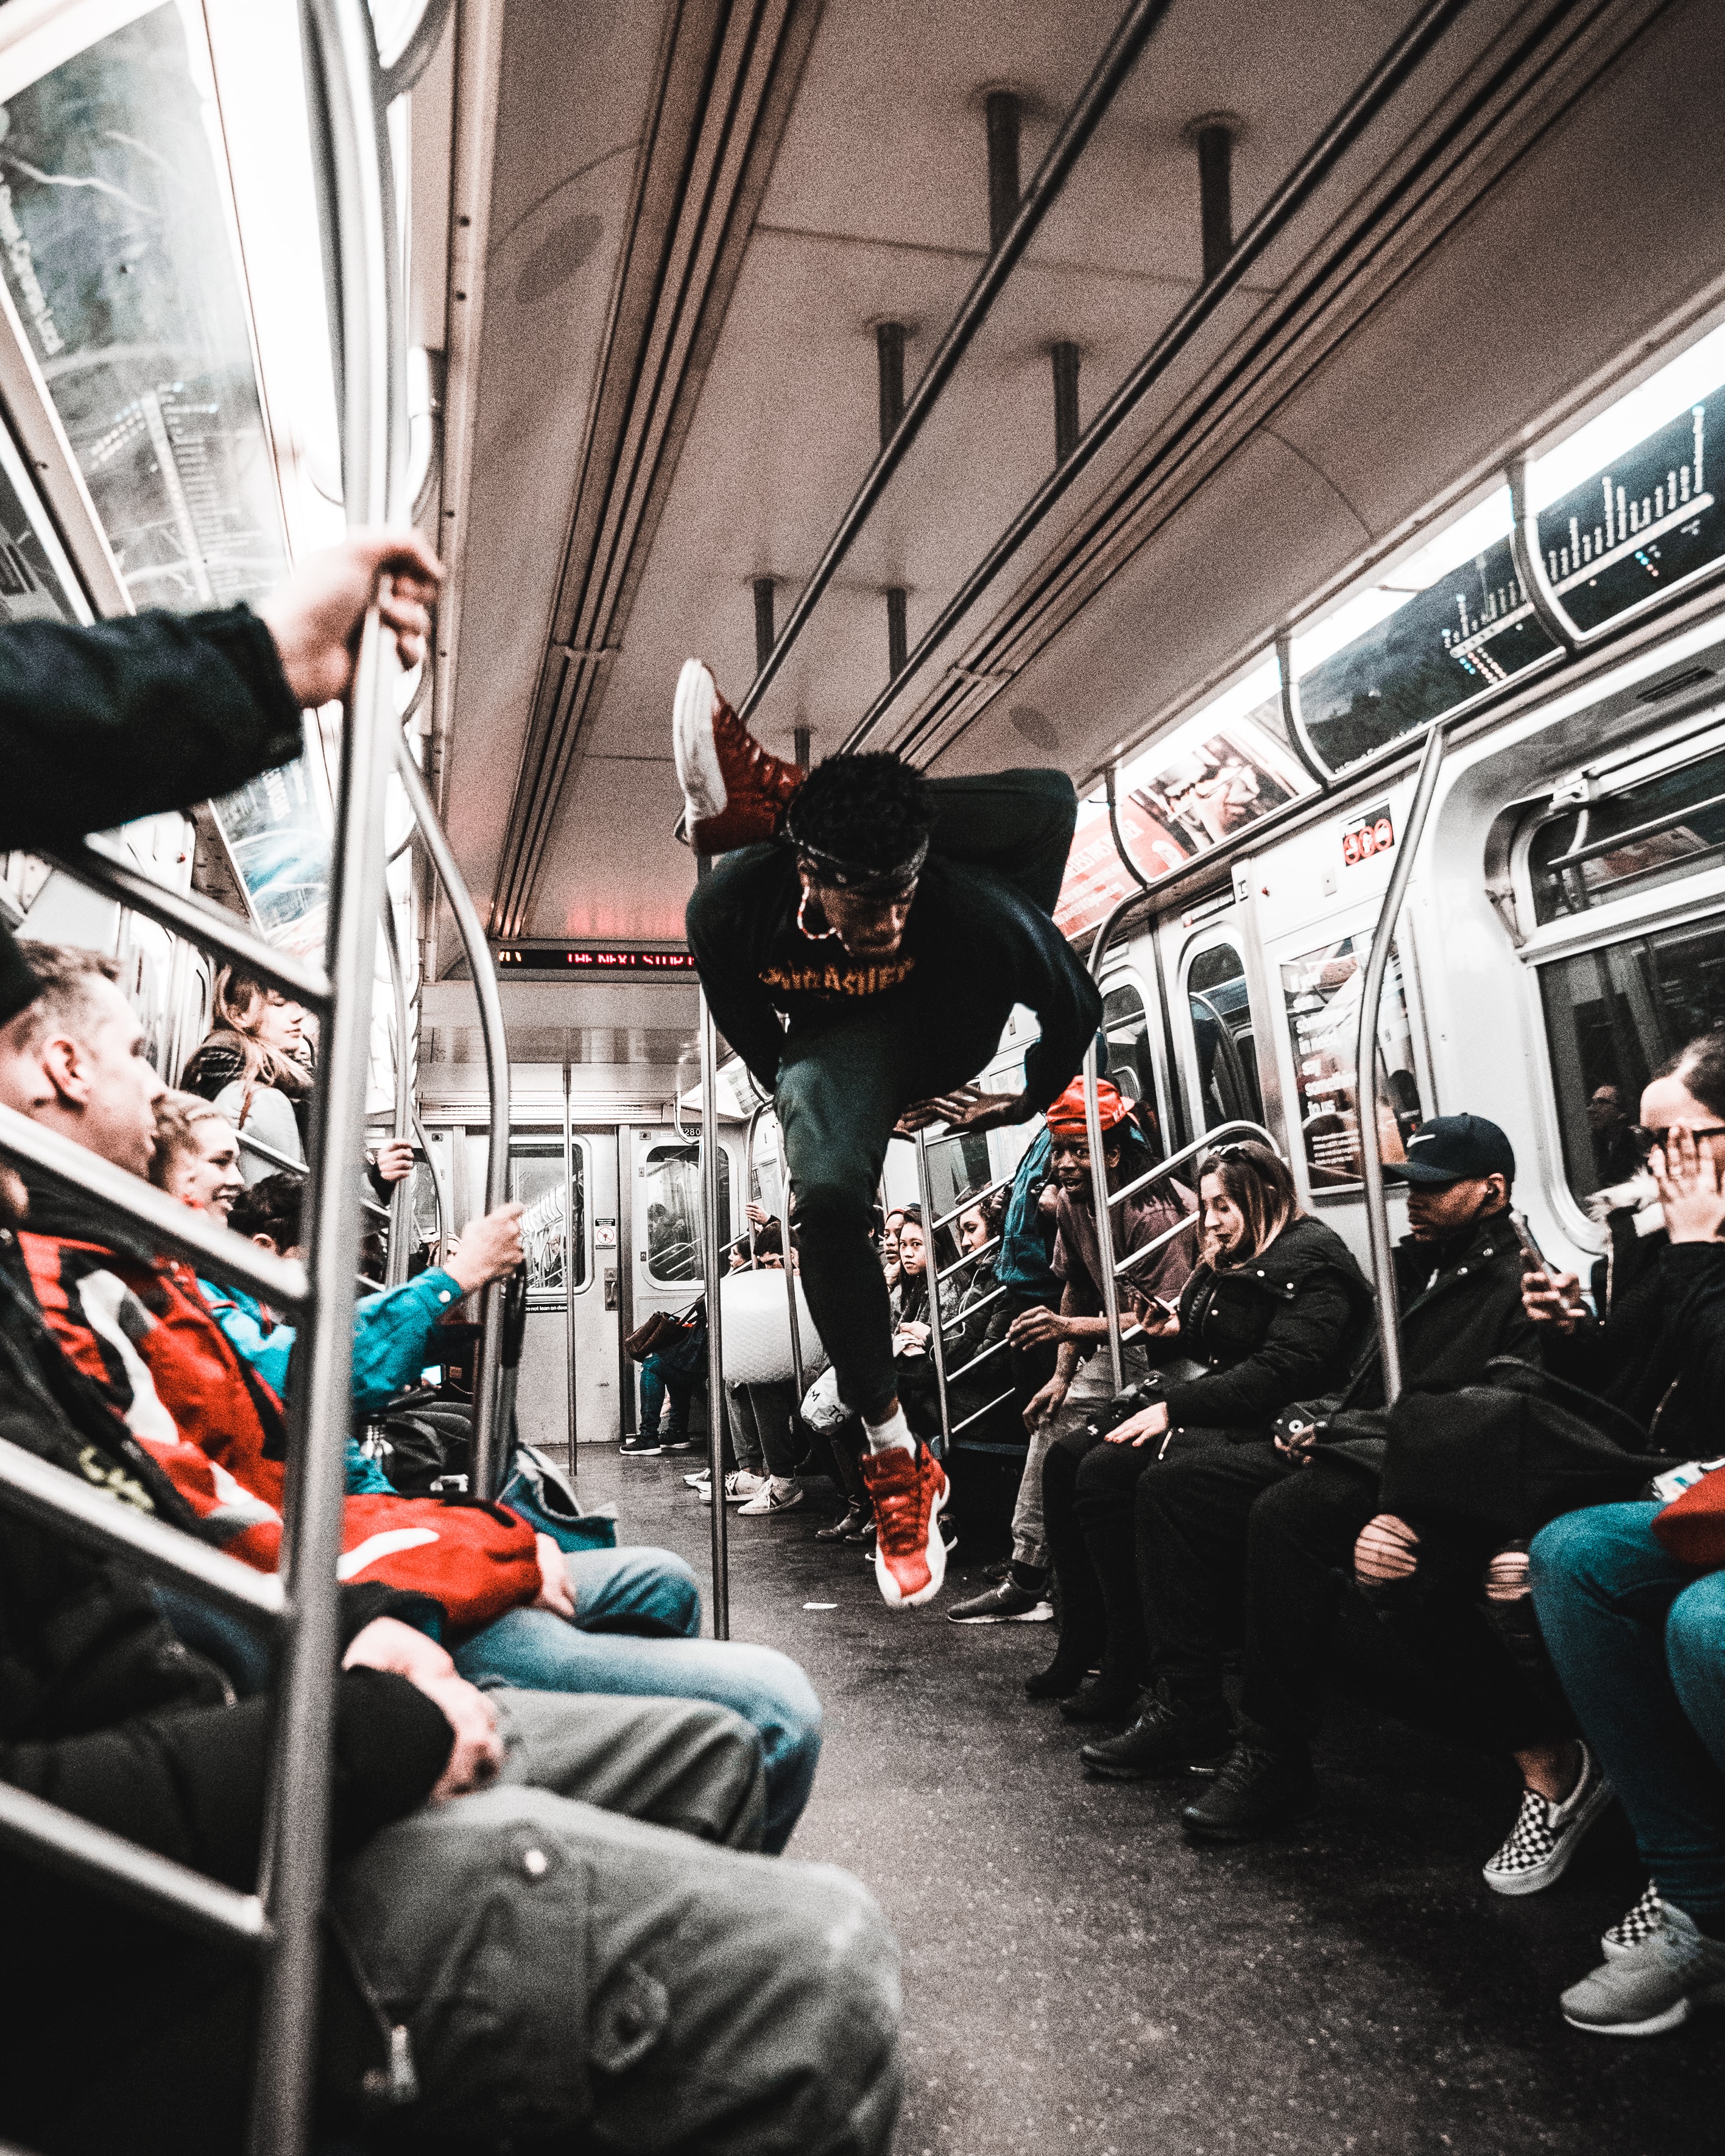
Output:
top-left (1383, 1113), bottom-right (1515, 1187)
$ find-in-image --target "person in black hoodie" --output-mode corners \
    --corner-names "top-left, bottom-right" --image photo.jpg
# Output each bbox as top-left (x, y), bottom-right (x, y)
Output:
top-left (1054, 1143), bottom-right (1374, 1759)
top-left (676, 657), bottom-right (1100, 1612)
top-left (1129, 1115), bottom-right (1541, 1838)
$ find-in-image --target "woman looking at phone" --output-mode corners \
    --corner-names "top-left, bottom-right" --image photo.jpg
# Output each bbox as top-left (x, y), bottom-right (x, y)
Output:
top-left (1034, 1141), bottom-right (1373, 1728)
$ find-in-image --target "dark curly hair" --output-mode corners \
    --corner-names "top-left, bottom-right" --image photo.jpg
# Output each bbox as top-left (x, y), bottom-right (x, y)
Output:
top-left (784, 752), bottom-right (932, 878)
top-left (229, 1169), bottom-right (306, 1250)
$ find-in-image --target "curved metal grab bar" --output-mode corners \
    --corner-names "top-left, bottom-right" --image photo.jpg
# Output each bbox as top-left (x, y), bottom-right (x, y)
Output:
top-left (393, 736), bottom-right (512, 1496)
top-left (912, 1129), bottom-right (953, 1456)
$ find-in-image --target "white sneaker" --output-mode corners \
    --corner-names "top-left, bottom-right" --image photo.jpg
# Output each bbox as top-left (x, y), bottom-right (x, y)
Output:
top-left (699, 1471), bottom-right (767, 1506)
top-left (736, 1476), bottom-right (804, 1517)
top-left (683, 1469), bottom-right (711, 1490)
top-left (1482, 1744), bottom-right (1614, 1897)
top-left (1603, 1881), bottom-right (1664, 1960)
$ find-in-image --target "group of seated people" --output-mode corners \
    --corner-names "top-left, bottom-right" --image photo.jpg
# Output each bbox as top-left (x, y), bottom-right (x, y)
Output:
top-left (0, 536), bottom-right (897, 2154)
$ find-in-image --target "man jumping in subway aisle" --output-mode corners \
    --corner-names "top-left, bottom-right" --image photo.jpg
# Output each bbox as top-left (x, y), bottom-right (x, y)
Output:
top-left (676, 659), bottom-right (1101, 1610)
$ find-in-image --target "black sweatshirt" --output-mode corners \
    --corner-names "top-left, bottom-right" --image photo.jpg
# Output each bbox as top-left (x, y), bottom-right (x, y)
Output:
top-left (0, 603), bottom-right (304, 1020)
top-left (686, 768), bottom-right (1101, 1111)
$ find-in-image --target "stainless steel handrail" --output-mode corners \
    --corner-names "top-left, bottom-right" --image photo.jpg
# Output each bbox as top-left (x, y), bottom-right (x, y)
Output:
top-left (1081, 1034), bottom-right (1127, 1393)
top-left (0, 1432), bottom-right (287, 1623)
top-left (393, 738), bottom-right (513, 1497)
top-left (698, 992), bottom-right (730, 1637)
top-left (772, 1118), bottom-right (807, 1412)
top-left (931, 1170), bottom-right (1014, 1232)
top-left (1106, 1118), bottom-right (1277, 1214)
top-left (562, 1051), bottom-right (578, 1467)
top-left (1355, 720), bottom-right (1450, 1407)
top-left (937, 1236), bottom-right (1001, 1284)
top-left (382, 898), bottom-right (414, 1286)
top-left (41, 842), bottom-right (333, 1009)
top-left (912, 1129), bottom-right (953, 1456)
top-left (233, 1121), bottom-right (391, 1221)
top-left (0, 1102), bottom-right (309, 1309)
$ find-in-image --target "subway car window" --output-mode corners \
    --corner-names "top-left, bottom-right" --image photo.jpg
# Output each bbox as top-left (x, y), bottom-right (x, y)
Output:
top-left (507, 1140), bottom-right (587, 1298)
top-left (1528, 737), bottom-right (1725, 924)
top-left (644, 1143), bottom-right (727, 1283)
top-left (1100, 979), bottom-right (1161, 1137)
top-left (1185, 940), bottom-right (1264, 1130)
top-left (1539, 915), bottom-right (1725, 1197)
top-left (1282, 934), bottom-right (1423, 1188)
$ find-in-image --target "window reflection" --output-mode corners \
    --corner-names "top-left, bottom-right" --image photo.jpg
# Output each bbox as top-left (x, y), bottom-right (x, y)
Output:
top-left (1187, 941), bottom-right (1263, 1132)
top-left (508, 1142), bottom-right (586, 1300)
top-left (644, 1144), bottom-right (727, 1284)
top-left (1282, 934), bottom-right (1422, 1187)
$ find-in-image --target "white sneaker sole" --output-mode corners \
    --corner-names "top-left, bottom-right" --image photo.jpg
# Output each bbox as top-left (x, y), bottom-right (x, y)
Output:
top-left (874, 1468), bottom-right (948, 1610)
top-left (673, 658), bottom-right (725, 828)
top-left (1483, 1770), bottom-right (1617, 1898)
top-left (947, 1599), bottom-right (1055, 1624)
top-left (736, 1489), bottom-right (804, 1517)
top-left (1561, 1989), bottom-right (1725, 2037)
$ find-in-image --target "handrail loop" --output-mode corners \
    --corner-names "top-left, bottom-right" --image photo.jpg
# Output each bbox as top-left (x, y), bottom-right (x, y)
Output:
top-left (1354, 719), bottom-right (1450, 1407)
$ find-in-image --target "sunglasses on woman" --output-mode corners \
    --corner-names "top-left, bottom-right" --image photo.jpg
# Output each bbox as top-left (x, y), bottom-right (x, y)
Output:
top-left (1629, 1124), bottom-right (1725, 1157)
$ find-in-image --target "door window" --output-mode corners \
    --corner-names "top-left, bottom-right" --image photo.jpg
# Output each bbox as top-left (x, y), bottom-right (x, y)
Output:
top-left (1282, 934), bottom-right (1423, 1188)
top-left (1537, 917), bottom-right (1725, 1199)
top-left (644, 1144), bottom-right (729, 1283)
top-left (508, 1141), bottom-right (587, 1302)
top-left (1185, 941), bottom-right (1264, 1130)
top-left (1101, 980), bottom-right (1164, 1152)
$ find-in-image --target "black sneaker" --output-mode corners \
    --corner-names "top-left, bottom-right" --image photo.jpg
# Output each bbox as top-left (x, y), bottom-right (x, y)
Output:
top-left (947, 1577), bottom-right (1053, 1624)
top-left (1080, 1696), bottom-right (1233, 1780)
top-left (1025, 1650), bottom-right (1093, 1700)
top-left (660, 1434), bottom-right (697, 1456)
top-left (1180, 1735), bottom-right (1316, 1842)
top-left (619, 1432), bottom-right (663, 1457)
top-left (1059, 1670), bottom-right (1144, 1725)
top-left (816, 1501), bottom-right (870, 1543)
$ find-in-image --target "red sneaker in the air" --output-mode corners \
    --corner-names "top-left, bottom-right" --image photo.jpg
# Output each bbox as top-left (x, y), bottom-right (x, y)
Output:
top-left (672, 658), bottom-right (803, 853)
top-left (859, 1443), bottom-right (950, 1608)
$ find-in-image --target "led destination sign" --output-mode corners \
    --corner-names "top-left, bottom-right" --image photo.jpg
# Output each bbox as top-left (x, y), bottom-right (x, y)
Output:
top-left (494, 946), bottom-right (696, 973)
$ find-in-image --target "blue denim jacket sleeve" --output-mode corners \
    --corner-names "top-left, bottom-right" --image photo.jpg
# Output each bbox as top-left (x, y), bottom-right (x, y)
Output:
top-left (200, 1270), bottom-right (464, 1412)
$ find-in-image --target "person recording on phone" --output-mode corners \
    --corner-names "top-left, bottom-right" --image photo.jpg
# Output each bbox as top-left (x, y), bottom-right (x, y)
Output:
top-left (946, 1079), bottom-right (1196, 1628)
top-left (1523, 1032), bottom-right (1725, 1456)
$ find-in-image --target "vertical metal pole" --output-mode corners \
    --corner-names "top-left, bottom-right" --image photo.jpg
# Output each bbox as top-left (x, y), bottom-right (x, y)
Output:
top-left (1355, 719), bottom-right (1448, 1408)
top-left (1196, 114), bottom-right (1235, 279)
top-left (411, 1108), bottom-right (444, 1253)
top-left (876, 320), bottom-right (906, 446)
top-left (563, 1048), bottom-right (577, 1467)
top-left (886, 585), bottom-right (908, 678)
top-left (986, 87), bottom-right (1021, 250)
top-left (1052, 340), bottom-right (1081, 465)
top-left (1081, 1038), bottom-right (1126, 1392)
top-left (753, 576), bottom-right (776, 671)
top-left (773, 1117), bottom-right (807, 1410)
top-left (383, 903), bottom-right (412, 1285)
top-left (913, 1129), bottom-right (953, 1456)
top-left (256, 9), bottom-right (397, 2143)
top-left (699, 992), bottom-right (730, 1638)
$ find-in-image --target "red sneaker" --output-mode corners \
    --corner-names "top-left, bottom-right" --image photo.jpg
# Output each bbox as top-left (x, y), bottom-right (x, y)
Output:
top-left (859, 1443), bottom-right (950, 1608)
top-left (673, 658), bottom-right (803, 853)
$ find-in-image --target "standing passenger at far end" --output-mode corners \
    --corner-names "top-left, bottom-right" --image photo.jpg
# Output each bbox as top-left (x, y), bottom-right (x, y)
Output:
top-left (676, 660), bottom-right (1101, 1611)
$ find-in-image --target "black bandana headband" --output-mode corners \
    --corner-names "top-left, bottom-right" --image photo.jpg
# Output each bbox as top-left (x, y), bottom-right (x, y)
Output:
top-left (782, 821), bottom-right (930, 897)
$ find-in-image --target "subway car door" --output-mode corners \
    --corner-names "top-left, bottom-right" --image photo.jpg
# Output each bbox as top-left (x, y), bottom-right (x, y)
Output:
top-left (621, 1127), bottom-right (739, 1437)
top-left (503, 1130), bottom-right (621, 1455)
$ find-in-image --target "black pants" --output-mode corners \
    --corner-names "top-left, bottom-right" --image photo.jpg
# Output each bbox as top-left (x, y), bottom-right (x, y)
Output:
top-left (776, 775), bottom-right (1077, 1422)
top-left (1042, 1424), bottom-right (1219, 1687)
top-left (1137, 1445), bottom-right (1573, 1753)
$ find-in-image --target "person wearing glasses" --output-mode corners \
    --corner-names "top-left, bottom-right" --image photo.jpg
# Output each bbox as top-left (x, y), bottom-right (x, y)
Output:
top-left (676, 660), bottom-right (1101, 1611)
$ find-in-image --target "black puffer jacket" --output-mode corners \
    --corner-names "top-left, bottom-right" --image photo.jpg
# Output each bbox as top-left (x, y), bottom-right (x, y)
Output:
top-left (1154, 1214), bottom-right (1374, 1442)
top-left (0, 1230), bottom-right (453, 2155)
top-left (1337, 1211), bottom-right (1539, 1414)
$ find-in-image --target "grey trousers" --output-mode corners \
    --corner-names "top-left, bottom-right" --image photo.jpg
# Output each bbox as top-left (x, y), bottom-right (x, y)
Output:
top-left (1009, 1343), bottom-right (1147, 1570)
top-left (726, 1378), bottom-right (802, 1478)
top-left (331, 1689), bottom-right (901, 2152)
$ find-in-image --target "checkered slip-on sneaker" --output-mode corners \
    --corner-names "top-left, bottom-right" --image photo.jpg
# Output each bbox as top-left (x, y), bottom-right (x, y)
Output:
top-left (1482, 1744), bottom-right (1614, 1897)
top-left (1603, 1881), bottom-right (1664, 1960)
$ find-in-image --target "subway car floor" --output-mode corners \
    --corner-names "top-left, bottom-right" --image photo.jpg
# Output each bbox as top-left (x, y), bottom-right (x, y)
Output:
top-left (571, 1445), bottom-right (1722, 2156)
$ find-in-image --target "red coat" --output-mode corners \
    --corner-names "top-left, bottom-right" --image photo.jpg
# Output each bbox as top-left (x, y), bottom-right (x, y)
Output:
top-left (19, 1205), bottom-right (541, 1637)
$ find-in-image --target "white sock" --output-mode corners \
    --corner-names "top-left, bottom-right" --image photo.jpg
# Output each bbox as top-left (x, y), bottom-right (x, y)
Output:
top-left (863, 1405), bottom-right (916, 1456)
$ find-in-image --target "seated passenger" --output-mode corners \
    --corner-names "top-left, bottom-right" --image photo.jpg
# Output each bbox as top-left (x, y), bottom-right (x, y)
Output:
top-left (1531, 1496), bottom-right (1725, 2037)
top-left (2, 942), bottom-right (823, 1853)
top-left (942, 1187), bottom-right (1015, 1439)
top-left (622, 1294), bottom-right (707, 1457)
top-left (1128, 1114), bottom-right (1539, 1837)
top-left (990, 1130), bottom-right (1061, 1419)
top-left (1526, 1029), bottom-right (1725, 1454)
top-left (951, 1079), bottom-right (1196, 1627)
top-left (178, 963), bottom-right (315, 1180)
top-left (890, 1205), bottom-right (940, 1438)
top-left (1062, 1143), bottom-right (1372, 1753)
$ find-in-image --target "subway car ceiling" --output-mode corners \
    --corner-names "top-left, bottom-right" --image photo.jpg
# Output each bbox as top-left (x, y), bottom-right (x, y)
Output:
top-left (432, 0), bottom-right (1725, 957)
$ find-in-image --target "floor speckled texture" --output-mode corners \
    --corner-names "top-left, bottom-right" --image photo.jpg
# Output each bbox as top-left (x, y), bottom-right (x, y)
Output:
top-left (576, 1445), bottom-right (1723, 2156)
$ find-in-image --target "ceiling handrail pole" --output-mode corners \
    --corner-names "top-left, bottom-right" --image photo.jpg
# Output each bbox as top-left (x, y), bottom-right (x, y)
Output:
top-left (1354, 720), bottom-right (1450, 1409)
top-left (251, 7), bottom-right (400, 2152)
top-left (736, 0), bottom-right (1180, 727)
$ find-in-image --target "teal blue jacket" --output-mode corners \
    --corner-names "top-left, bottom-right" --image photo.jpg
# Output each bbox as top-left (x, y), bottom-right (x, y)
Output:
top-left (197, 1269), bottom-right (468, 1496)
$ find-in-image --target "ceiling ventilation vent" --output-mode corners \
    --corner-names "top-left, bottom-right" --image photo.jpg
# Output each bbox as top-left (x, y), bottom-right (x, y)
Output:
top-left (1636, 666), bottom-right (1715, 705)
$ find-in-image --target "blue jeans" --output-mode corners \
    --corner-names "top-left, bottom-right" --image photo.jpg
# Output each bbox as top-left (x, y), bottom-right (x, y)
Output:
top-left (455, 1543), bottom-right (823, 1855)
top-left (640, 1353), bottom-right (696, 1439)
top-left (1531, 1503), bottom-right (1725, 1927)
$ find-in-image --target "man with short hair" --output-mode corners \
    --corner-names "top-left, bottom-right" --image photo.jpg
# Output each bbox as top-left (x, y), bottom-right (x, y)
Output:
top-left (677, 660), bottom-right (1101, 1608)
top-left (1118, 1113), bottom-right (1542, 1837)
